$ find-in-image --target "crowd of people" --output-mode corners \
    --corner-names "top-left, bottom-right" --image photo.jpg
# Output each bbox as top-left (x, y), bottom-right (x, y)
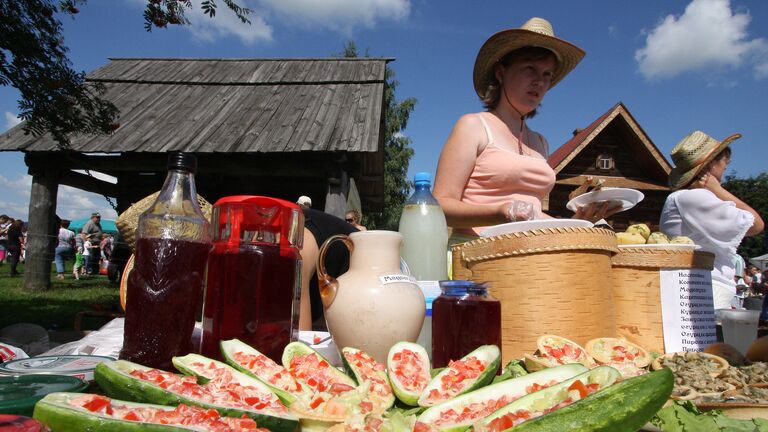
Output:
top-left (0, 214), bottom-right (27, 277)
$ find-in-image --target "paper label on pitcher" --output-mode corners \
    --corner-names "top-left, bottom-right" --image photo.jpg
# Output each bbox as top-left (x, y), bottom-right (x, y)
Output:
top-left (379, 274), bottom-right (418, 285)
top-left (659, 269), bottom-right (717, 352)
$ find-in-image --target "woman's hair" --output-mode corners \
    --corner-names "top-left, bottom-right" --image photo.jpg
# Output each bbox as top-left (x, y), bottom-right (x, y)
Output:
top-left (480, 46), bottom-right (558, 115)
top-left (61, 219), bottom-right (70, 228)
top-left (345, 209), bottom-right (362, 224)
top-left (714, 146), bottom-right (732, 162)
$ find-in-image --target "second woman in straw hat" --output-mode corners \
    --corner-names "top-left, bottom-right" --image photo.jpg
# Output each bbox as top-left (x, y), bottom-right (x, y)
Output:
top-left (660, 130), bottom-right (764, 310)
top-left (433, 17), bottom-right (618, 242)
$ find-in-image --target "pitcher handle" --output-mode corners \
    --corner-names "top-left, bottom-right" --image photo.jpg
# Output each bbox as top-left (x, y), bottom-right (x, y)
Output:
top-left (317, 234), bottom-right (353, 309)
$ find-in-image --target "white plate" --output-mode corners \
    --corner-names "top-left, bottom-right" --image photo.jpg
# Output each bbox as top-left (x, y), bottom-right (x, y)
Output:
top-left (566, 188), bottom-right (644, 212)
top-left (479, 219), bottom-right (594, 237)
top-left (618, 243), bottom-right (700, 251)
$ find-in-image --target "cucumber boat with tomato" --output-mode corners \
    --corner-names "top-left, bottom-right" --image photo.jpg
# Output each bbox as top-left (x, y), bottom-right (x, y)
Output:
top-left (220, 339), bottom-right (311, 406)
top-left (93, 360), bottom-right (298, 432)
top-left (476, 368), bottom-right (673, 432)
top-left (33, 392), bottom-right (270, 432)
top-left (473, 366), bottom-right (623, 432)
top-left (416, 363), bottom-right (588, 432)
top-left (282, 342), bottom-right (356, 394)
top-left (387, 342), bottom-right (432, 406)
top-left (418, 345), bottom-right (501, 407)
top-left (341, 347), bottom-right (395, 412)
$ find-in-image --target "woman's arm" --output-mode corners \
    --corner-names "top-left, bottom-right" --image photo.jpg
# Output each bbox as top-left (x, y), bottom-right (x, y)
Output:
top-left (698, 173), bottom-right (764, 236)
top-left (433, 114), bottom-right (512, 228)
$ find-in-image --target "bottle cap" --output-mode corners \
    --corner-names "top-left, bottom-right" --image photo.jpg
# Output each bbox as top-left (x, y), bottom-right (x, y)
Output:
top-left (414, 172), bottom-right (431, 184)
top-left (167, 152), bottom-right (197, 174)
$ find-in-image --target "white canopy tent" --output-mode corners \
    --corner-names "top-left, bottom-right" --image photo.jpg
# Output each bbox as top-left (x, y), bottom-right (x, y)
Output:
top-left (750, 253), bottom-right (768, 271)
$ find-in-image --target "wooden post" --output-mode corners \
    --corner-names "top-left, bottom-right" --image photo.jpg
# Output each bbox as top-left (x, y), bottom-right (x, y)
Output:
top-left (24, 165), bottom-right (59, 291)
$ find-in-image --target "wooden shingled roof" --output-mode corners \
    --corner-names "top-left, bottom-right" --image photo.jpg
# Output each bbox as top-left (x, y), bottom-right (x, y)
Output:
top-left (0, 57), bottom-right (391, 153)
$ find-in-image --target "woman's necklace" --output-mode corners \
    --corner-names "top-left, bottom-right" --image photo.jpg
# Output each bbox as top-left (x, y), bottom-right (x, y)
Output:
top-left (502, 86), bottom-right (528, 156)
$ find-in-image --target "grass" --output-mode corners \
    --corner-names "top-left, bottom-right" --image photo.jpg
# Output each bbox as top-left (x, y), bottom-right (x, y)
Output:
top-left (0, 260), bottom-right (121, 331)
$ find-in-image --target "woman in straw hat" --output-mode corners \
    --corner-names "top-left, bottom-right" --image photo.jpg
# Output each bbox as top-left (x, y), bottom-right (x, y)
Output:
top-left (660, 131), bottom-right (764, 310)
top-left (433, 17), bottom-right (618, 240)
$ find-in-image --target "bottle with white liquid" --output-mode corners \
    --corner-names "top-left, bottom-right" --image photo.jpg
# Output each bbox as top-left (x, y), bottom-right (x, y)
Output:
top-left (398, 172), bottom-right (448, 357)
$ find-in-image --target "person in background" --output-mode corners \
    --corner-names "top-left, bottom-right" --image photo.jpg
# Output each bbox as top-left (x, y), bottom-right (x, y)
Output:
top-left (72, 246), bottom-right (84, 280)
top-left (296, 196), bottom-right (312, 209)
top-left (54, 219), bottom-right (75, 279)
top-left (81, 212), bottom-right (103, 275)
top-left (660, 131), bottom-right (764, 310)
top-left (0, 214), bottom-right (10, 264)
top-left (299, 207), bottom-right (358, 331)
top-left (82, 234), bottom-right (93, 277)
top-left (344, 209), bottom-right (367, 231)
top-left (433, 17), bottom-right (618, 242)
top-left (6, 219), bottom-right (24, 277)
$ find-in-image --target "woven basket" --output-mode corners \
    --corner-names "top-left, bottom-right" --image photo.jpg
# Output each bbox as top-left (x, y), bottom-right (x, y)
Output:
top-left (611, 247), bottom-right (715, 354)
top-left (456, 227), bottom-right (618, 364)
top-left (116, 192), bottom-right (213, 251)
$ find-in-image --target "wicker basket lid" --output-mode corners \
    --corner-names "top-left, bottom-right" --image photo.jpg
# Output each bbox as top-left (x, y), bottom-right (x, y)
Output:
top-left (116, 191), bottom-right (213, 251)
top-left (612, 247), bottom-right (715, 270)
top-left (458, 227), bottom-right (618, 263)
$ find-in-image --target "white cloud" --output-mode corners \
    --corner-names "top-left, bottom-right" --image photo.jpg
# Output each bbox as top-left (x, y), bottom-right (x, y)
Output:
top-left (0, 173), bottom-right (117, 221)
top-left (185, 1), bottom-right (273, 45)
top-left (635, 0), bottom-right (768, 81)
top-left (4, 112), bottom-right (21, 130)
top-left (259, 0), bottom-right (410, 33)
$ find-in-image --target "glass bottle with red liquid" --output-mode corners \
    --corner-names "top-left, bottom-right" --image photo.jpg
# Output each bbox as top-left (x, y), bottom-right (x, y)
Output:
top-left (432, 280), bottom-right (501, 368)
top-left (200, 196), bottom-right (303, 363)
top-left (120, 152), bottom-right (211, 370)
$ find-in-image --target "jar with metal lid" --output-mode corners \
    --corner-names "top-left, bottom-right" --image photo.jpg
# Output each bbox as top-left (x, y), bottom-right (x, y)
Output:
top-left (432, 280), bottom-right (501, 368)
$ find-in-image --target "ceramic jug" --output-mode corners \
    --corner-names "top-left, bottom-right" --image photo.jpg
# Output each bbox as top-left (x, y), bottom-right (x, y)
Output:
top-left (318, 230), bottom-right (425, 363)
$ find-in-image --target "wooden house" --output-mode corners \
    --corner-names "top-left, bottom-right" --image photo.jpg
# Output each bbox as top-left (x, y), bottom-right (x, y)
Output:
top-left (546, 102), bottom-right (673, 230)
top-left (0, 57), bottom-right (391, 289)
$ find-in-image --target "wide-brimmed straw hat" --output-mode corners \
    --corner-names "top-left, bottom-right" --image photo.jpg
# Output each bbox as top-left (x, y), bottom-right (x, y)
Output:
top-left (668, 130), bottom-right (741, 190)
top-left (473, 17), bottom-right (585, 98)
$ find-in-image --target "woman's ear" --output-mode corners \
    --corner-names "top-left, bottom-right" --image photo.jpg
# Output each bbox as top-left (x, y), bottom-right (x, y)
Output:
top-left (494, 65), bottom-right (504, 84)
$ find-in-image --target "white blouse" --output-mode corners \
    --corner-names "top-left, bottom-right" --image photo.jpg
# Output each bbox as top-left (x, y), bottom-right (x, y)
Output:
top-left (660, 189), bottom-right (755, 287)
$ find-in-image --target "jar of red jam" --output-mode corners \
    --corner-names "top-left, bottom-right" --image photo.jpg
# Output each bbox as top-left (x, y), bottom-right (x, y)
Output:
top-left (431, 280), bottom-right (501, 368)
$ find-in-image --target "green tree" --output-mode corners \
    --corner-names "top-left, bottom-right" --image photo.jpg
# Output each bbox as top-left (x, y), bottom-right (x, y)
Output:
top-left (1, 0), bottom-right (250, 148)
top-left (723, 172), bottom-right (768, 259)
top-left (338, 42), bottom-right (416, 230)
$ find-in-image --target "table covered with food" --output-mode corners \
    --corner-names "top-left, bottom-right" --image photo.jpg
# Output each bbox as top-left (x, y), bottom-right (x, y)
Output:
top-left (2, 159), bottom-right (766, 432)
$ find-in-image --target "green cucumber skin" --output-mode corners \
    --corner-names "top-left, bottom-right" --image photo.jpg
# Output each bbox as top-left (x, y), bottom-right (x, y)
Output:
top-left (282, 342), bottom-right (355, 387)
top-left (219, 339), bottom-right (299, 406)
top-left (33, 393), bottom-right (195, 432)
top-left (340, 347), bottom-right (395, 410)
top-left (418, 345), bottom-right (501, 407)
top-left (500, 368), bottom-right (673, 432)
top-left (94, 361), bottom-right (299, 432)
top-left (418, 364), bottom-right (588, 432)
top-left (387, 342), bottom-right (432, 407)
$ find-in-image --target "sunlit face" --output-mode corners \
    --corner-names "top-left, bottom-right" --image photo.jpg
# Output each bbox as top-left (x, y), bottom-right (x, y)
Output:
top-left (497, 55), bottom-right (557, 114)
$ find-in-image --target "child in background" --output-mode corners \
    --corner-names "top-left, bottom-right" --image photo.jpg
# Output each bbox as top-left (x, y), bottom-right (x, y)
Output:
top-left (82, 235), bottom-right (92, 276)
top-left (73, 246), bottom-right (84, 280)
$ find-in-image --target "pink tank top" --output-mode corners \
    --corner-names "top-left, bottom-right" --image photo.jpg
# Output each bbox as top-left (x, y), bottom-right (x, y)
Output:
top-left (460, 114), bottom-right (556, 235)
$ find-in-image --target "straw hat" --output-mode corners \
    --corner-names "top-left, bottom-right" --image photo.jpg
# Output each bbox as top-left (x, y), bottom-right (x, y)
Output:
top-left (668, 130), bottom-right (741, 190)
top-left (473, 17), bottom-right (585, 97)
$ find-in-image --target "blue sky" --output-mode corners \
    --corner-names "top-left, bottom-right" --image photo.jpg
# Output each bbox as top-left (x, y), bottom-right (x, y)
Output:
top-left (1, 0), bottom-right (767, 220)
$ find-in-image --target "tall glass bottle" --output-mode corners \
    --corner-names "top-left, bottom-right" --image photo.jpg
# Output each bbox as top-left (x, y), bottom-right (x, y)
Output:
top-left (398, 172), bottom-right (448, 356)
top-left (120, 152), bottom-right (211, 370)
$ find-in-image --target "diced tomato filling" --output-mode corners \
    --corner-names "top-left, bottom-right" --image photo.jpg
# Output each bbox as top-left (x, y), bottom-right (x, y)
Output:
top-left (71, 394), bottom-right (268, 432)
top-left (434, 395), bottom-right (513, 426)
top-left (289, 352), bottom-right (350, 394)
top-left (610, 345), bottom-right (638, 363)
top-left (390, 349), bottom-right (429, 392)
top-left (232, 351), bottom-right (303, 393)
top-left (129, 366), bottom-right (287, 413)
top-left (543, 341), bottom-right (586, 364)
top-left (342, 350), bottom-right (392, 398)
top-left (424, 356), bottom-right (487, 404)
top-left (524, 379), bottom-right (559, 394)
top-left (487, 409), bottom-right (536, 432)
top-left (413, 421), bottom-right (438, 432)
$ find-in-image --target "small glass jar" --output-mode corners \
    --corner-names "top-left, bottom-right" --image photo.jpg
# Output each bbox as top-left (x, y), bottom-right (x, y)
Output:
top-left (431, 280), bottom-right (501, 368)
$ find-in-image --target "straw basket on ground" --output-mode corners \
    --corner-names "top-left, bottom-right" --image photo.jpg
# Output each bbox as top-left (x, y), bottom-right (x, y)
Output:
top-left (455, 227), bottom-right (618, 364)
top-left (611, 247), bottom-right (715, 354)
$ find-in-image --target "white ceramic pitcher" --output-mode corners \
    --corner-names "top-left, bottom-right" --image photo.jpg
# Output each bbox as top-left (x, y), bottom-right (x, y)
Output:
top-left (317, 230), bottom-right (425, 363)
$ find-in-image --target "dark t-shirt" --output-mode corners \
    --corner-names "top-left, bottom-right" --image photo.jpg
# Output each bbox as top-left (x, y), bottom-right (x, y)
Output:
top-left (302, 208), bottom-right (358, 330)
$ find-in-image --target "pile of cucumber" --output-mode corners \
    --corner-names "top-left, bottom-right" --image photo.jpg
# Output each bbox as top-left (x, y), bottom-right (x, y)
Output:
top-left (30, 340), bottom-right (673, 432)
